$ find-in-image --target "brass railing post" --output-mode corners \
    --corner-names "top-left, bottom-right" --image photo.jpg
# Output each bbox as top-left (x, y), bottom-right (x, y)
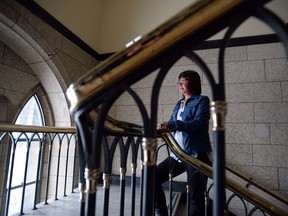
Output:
top-left (84, 168), bottom-right (100, 215)
top-left (142, 137), bottom-right (157, 216)
top-left (211, 101), bottom-right (227, 215)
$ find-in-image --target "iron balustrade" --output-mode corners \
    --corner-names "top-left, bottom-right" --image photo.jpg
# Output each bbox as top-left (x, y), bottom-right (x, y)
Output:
top-left (66, 0), bottom-right (288, 215)
top-left (0, 124), bottom-right (78, 216)
top-left (0, 122), bottom-right (288, 215)
top-left (1, 0), bottom-right (287, 216)
top-left (161, 132), bottom-right (288, 216)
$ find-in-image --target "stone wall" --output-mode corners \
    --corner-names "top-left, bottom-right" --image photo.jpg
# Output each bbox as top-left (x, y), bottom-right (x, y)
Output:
top-left (0, 0), bottom-right (287, 213)
top-left (0, 0), bottom-right (98, 211)
top-left (110, 42), bottom-right (288, 210)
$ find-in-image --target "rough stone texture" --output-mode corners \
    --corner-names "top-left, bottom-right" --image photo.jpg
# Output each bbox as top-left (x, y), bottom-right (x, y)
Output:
top-left (247, 43), bottom-right (286, 60)
top-left (109, 42), bottom-right (288, 208)
top-left (270, 124), bottom-right (288, 145)
top-left (0, 0), bottom-right (288, 214)
top-left (0, 0), bottom-right (97, 212)
top-left (116, 41), bottom-right (288, 212)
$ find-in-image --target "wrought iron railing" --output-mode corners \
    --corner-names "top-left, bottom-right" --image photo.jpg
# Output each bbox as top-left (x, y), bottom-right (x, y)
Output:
top-left (66, 0), bottom-right (288, 215)
top-left (161, 132), bottom-right (288, 215)
top-left (84, 110), bottom-right (288, 215)
top-left (1, 120), bottom-right (288, 215)
top-left (0, 124), bottom-right (78, 216)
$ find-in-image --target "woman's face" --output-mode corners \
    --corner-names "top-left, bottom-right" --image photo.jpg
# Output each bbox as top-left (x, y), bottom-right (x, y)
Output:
top-left (178, 77), bottom-right (192, 96)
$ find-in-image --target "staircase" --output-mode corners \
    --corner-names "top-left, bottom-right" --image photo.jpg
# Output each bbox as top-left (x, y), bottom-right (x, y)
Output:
top-left (66, 0), bottom-right (288, 215)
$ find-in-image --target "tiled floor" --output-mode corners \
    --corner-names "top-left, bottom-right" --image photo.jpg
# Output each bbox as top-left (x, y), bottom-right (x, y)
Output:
top-left (10, 185), bottom-right (182, 216)
top-left (10, 190), bottom-right (80, 216)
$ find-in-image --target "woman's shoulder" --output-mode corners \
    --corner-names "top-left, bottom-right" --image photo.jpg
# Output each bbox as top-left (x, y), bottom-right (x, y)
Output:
top-left (199, 95), bottom-right (210, 102)
top-left (191, 95), bottom-right (210, 103)
top-left (186, 95), bottom-right (210, 109)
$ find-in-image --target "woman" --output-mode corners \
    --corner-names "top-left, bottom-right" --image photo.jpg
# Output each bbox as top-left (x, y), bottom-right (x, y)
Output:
top-left (156, 70), bottom-right (212, 216)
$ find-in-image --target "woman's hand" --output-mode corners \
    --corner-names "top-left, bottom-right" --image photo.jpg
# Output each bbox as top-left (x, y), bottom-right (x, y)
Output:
top-left (157, 122), bottom-right (170, 132)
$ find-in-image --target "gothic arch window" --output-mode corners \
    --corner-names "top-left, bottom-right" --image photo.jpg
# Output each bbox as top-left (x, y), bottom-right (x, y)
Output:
top-left (8, 95), bottom-right (45, 215)
top-left (15, 95), bottom-right (45, 126)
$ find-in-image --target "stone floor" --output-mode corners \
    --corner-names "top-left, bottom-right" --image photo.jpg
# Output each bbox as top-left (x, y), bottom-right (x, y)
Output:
top-left (10, 185), bottom-right (184, 216)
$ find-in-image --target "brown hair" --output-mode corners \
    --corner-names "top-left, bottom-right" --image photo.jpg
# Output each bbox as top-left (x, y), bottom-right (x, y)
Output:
top-left (178, 70), bottom-right (202, 95)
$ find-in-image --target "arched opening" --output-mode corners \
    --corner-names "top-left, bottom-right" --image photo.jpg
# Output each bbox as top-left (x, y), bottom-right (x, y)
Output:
top-left (7, 95), bottom-right (45, 215)
top-left (15, 95), bottom-right (45, 126)
top-left (0, 12), bottom-right (72, 127)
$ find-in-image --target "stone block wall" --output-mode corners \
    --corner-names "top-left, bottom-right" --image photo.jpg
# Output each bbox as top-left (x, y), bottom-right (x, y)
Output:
top-left (110, 42), bottom-right (288, 210)
top-left (1, 0), bottom-right (287, 213)
top-left (0, 0), bottom-right (98, 211)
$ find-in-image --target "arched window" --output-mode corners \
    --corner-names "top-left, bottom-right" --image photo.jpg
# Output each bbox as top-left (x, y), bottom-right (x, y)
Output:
top-left (8, 95), bottom-right (45, 215)
top-left (15, 95), bottom-right (45, 126)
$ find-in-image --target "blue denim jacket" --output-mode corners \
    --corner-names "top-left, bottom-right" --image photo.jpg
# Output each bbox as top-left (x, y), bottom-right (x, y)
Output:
top-left (168, 95), bottom-right (212, 156)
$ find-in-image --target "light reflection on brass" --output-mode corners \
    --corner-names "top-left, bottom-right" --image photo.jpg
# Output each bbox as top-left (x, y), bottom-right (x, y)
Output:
top-left (79, 183), bottom-right (86, 202)
top-left (88, 108), bottom-right (143, 135)
top-left (210, 101), bottom-right (227, 131)
top-left (84, 168), bottom-right (100, 193)
top-left (103, 173), bottom-right (111, 189)
top-left (0, 124), bottom-right (76, 133)
top-left (131, 163), bottom-right (137, 175)
top-left (120, 167), bottom-right (126, 180)
top-left (142, 137), bottom-right (157, 166)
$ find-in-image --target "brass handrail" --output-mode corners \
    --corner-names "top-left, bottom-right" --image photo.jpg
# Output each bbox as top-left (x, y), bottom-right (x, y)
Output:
top-left (0, 124), bottom-right (76, 133)
top-left (67, 0), bottom-right (268, 112)
top-left (88, 109), bottom-right (143, 136)
top-left (0, 120), bottom-right (288, 214)
top-left (77, 105), bottom-right (288, 210)
top-left (161, 132), bottom-right (288, 216)
top-left (0, 123), bottom-right (78, 215)
top-left (85, 107), bottom-right (288, 210)
top-left (226, 165), bottom-right (288, 206)
top-left (1, 115), bottom-right (287, 215)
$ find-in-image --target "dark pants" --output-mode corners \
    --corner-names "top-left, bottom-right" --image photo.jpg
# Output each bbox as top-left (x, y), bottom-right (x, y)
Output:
top-left (155, 153), bottom-right (212, 216)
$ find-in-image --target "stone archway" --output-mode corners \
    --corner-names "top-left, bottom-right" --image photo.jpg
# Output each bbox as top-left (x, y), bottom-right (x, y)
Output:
top-left (0, 14), bottom-right (72, 127)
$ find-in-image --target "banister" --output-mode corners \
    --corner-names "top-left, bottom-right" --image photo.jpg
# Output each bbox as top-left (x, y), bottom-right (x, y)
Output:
top-left (63, 0), bottom-right (288, 214)
top-left (66, 0), bottom-right (270, 113)
top-left (160, 132), bottom-right (288, 216)
top-left (226, 165), bottom-right (288, 206)
top-left (83, 108), bottom-right (288, 209)
top-left (1, 121), bottom-right (287, 210)
top-left (0, 124), bottom-right (78, 215)
top-left (88, 109), bottom-right (143, 136)
top-left (1, 109), bottom-right (287, 215)
top-left (0, 124), bottom-right (76, 133)
top-left (92, 108), bottom-right (288, 210)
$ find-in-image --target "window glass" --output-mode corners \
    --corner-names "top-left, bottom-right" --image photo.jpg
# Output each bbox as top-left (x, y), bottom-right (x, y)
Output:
top-left (16, 95), bottom-right (44, 126)
top-left (8, 95), bottom-right (45, 215)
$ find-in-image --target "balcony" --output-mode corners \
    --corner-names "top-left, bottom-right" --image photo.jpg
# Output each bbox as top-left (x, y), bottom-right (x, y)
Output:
top-left (1, 121), bottom-right (288, 215)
